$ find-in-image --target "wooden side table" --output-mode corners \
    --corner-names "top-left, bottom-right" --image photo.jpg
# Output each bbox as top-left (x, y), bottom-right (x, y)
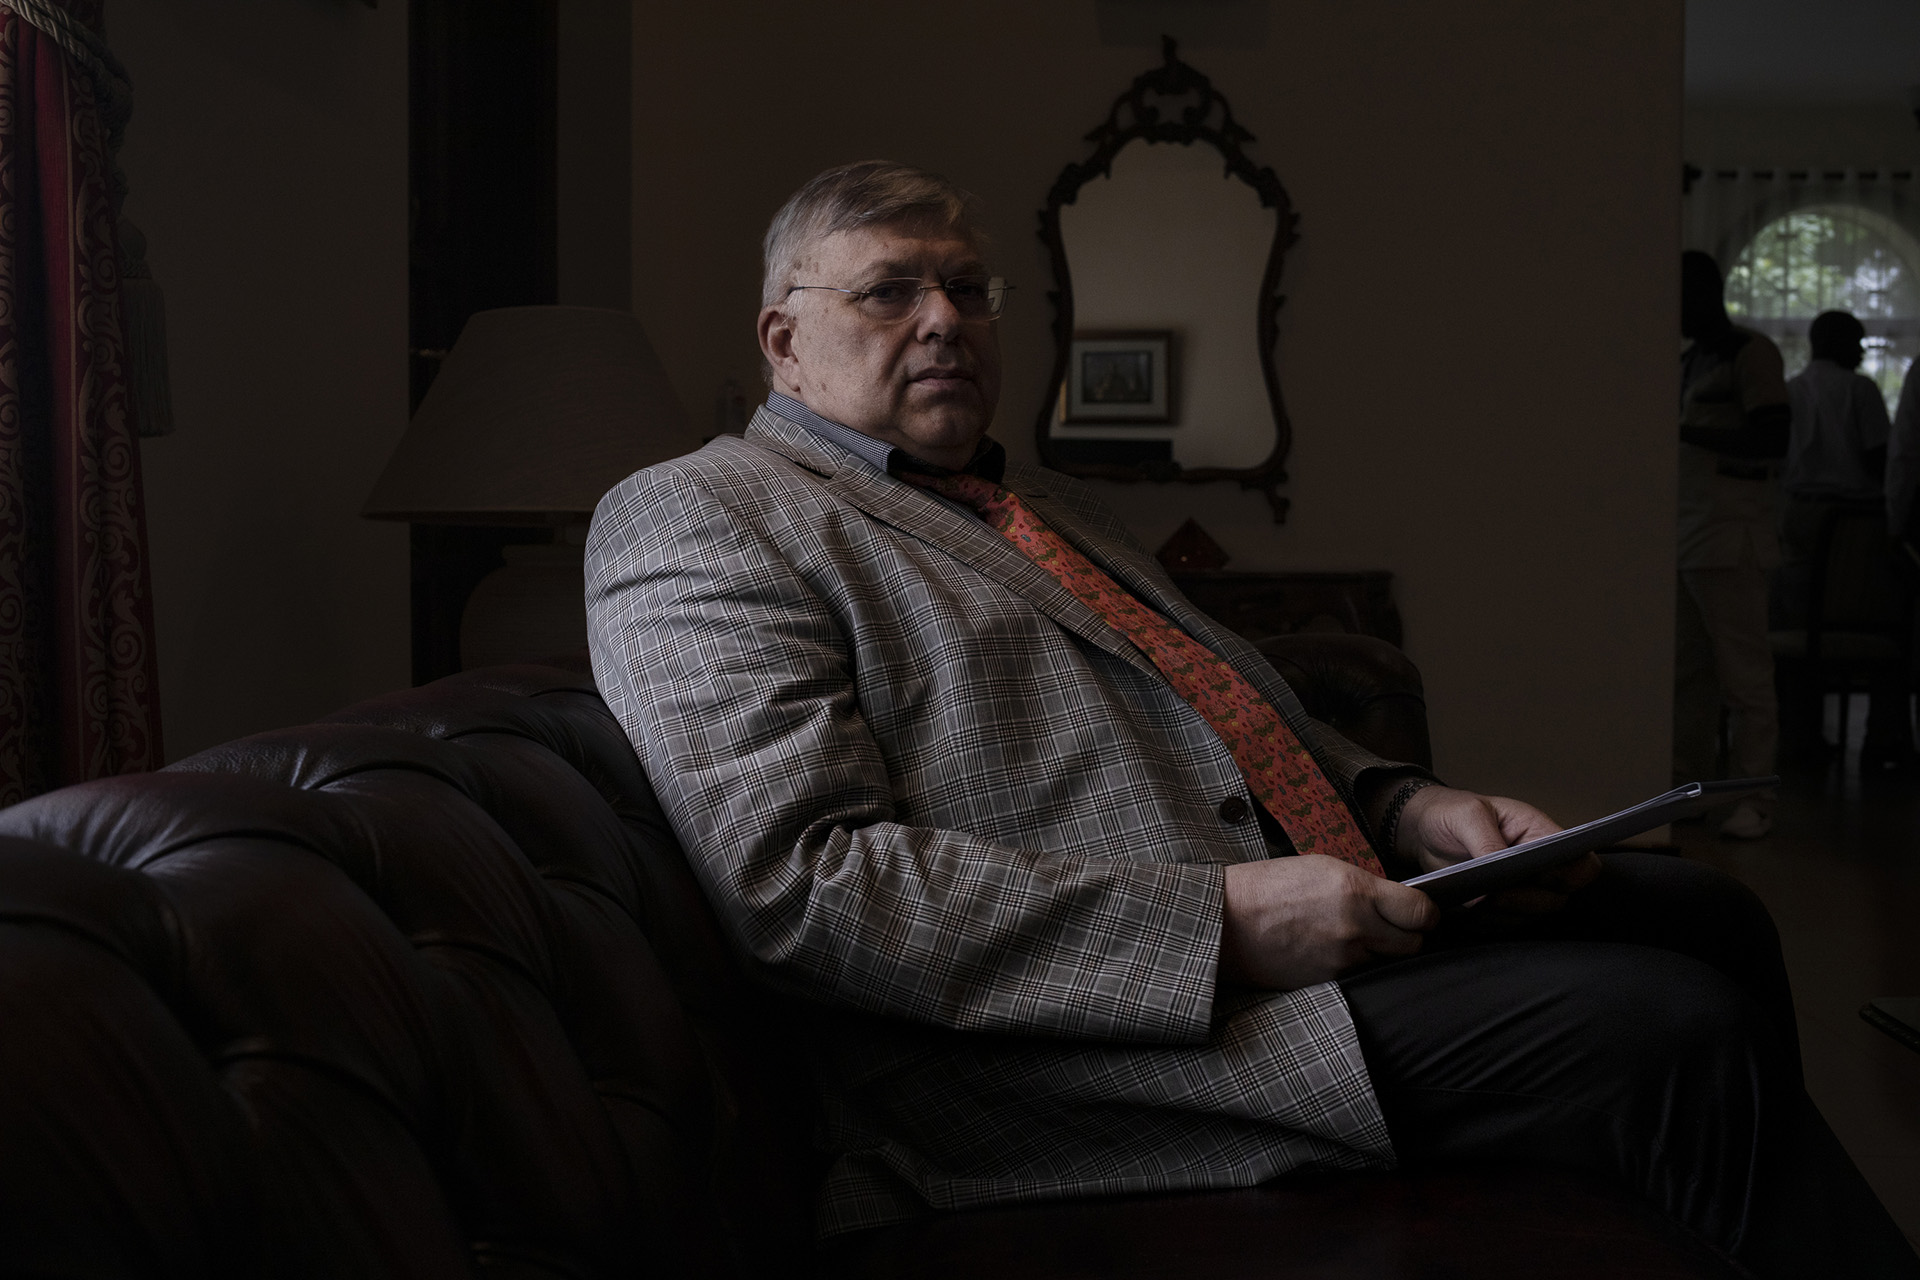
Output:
top-left (1171, 570), bottom-right (1403, 649)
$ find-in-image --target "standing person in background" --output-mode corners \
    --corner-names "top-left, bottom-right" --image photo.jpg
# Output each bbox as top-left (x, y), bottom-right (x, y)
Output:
top-left (1778, 310), bottom-right (1890, 621)
top-left (1676, 251), bottom-right (1790, 839)
top-left (1779, 312), bottom-right (1905, 767)
top-left (1783, 311), bottom-right (1889, 511)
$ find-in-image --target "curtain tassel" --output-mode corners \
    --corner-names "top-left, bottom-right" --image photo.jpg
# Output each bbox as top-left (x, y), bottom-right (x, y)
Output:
top-left (118, 216), bottom-right (172, 438)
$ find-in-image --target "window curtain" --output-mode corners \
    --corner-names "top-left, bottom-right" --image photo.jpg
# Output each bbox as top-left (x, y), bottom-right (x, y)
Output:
top-left (1683, 167), bottom-right (1920, 268)
top-left (1683, 167), bottom-right (1920, 404)
top-left (0, 0), bottom-right (161, 804)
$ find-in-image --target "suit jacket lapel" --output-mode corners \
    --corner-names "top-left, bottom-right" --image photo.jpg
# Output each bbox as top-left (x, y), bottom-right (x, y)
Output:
top-left (1010, 481), bottom-right (1243, 653)
top-left (746, 410), bottom-right (1160, 679)
top-left (1008, 477), bottom-right (1312, 725)
top-left (1010, 483), bottom-right (1182, 613)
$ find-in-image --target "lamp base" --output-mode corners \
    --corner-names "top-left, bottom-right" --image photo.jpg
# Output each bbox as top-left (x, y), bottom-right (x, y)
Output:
top-left (458, 542), bottom-right (589, 670)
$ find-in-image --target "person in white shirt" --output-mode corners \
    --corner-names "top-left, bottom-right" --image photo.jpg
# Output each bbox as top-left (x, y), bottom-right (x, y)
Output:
top-left (1781, 312), bottom-right (1889, 502)
top-left (1676, 252), bottom-right (1790, 839)
top-left (1778, 310), bottom-right (1890, 617)
top-left (1784, 311), bottom-right (1889, 503)
top-left (1778, 312), bottom-right (1909, 768)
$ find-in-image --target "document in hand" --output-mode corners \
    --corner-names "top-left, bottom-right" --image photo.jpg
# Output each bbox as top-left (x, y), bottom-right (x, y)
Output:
top-left (1404, 777), bottom-right (1777, 907)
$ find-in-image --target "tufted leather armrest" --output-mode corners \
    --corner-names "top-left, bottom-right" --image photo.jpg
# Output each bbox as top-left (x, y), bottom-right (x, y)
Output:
top-left (1255, 631), bottom-right (1434, 771)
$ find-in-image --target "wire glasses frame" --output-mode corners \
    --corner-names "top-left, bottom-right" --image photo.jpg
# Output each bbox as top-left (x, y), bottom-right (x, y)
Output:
top-left (785, 275), bottom-right (1012, 324)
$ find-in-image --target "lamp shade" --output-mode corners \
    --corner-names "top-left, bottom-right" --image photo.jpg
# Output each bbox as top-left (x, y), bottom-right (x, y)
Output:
top-left (364, 306), bottom-right (700, 522)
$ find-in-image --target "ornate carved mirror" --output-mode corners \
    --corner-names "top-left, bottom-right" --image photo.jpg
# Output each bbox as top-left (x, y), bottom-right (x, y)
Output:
top-left (1035, 38), bottom-right (1297, 521)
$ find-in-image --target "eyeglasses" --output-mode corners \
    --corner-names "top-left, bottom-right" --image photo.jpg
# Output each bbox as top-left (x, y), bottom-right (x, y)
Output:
top-left (785, 275), bottom-right (1012, 324)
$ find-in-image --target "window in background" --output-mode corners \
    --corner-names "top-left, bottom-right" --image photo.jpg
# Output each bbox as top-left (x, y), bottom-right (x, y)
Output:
top-left (1725, 204), bottom-right (1920, 411)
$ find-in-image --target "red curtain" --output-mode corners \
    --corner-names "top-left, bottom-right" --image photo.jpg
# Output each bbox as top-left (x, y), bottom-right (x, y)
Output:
top-left (0, 0), bottom-right (161, 804)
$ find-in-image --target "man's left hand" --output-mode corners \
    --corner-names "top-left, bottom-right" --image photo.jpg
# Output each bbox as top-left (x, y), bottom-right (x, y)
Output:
top-left (1396, 786), bottom-right (1600, 914)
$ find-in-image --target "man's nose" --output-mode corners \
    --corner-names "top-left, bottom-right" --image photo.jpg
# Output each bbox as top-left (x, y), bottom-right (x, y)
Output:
top-left (914, 284), bottom-right (964, 338)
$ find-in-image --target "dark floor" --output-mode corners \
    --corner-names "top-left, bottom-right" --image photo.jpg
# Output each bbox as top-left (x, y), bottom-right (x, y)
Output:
top-left (1677, 694), bottom-right (1920, 1249)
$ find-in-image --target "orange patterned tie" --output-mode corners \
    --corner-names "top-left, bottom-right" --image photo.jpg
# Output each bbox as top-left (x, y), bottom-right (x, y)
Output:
top-left (908, 471), bottom-right (1384, 875)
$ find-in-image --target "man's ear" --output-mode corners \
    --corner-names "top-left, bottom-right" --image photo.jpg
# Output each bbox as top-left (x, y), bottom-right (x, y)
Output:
top-left (758, 304), bottom-right (801, 394)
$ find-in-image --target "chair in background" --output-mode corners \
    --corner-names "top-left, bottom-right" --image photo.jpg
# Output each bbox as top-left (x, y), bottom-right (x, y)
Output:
top-left (1770, 501), bottom-right (1914, 764)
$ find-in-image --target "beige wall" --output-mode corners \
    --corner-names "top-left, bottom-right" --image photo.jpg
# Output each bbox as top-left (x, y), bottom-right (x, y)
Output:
top-left (632, 1), bottom-right (1685, 823)
top-left (116, 1), bottom-right (410, 760)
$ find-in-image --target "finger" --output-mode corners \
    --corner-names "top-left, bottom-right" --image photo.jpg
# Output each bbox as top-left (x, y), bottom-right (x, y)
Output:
top-left (1348, 898), bottom-right (1429, 960)
top-left (1371, 879), bottom-right (1440, 933)
top-left (1487, 796), bottom-right (1562, 844)
top-left (1448, 798), bottom-right (1512, 859)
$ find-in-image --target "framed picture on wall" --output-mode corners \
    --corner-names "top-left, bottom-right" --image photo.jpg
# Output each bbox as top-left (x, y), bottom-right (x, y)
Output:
top-left (1062, 330), bottom-right (1177, 425)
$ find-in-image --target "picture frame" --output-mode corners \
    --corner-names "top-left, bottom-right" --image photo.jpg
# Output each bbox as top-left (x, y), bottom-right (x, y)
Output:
top-left (1062, 330), bottom-right (1177, 425)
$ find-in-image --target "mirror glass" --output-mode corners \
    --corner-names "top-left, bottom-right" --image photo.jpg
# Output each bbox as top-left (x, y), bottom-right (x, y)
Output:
top-left (1052, 141), bottom-right (1278, 471)
top-left (1033, 38), bottom-right (1296, 520)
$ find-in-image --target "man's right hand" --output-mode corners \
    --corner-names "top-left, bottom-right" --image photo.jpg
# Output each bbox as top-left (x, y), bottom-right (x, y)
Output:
top-left (1218, 855), bottom-right (1439, 991)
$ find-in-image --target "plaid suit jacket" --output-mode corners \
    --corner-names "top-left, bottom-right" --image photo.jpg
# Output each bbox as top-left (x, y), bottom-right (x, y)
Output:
top-left (585, 406), bottom-right (1401, 1236)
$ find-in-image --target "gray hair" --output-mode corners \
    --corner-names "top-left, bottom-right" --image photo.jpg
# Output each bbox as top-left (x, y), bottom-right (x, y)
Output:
top-left (761, 160), bottom-right (987, 307)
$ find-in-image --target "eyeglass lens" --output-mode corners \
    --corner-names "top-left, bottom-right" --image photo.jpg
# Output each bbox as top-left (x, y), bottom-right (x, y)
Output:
top-left (859, 276), bottom-right (1008, 322)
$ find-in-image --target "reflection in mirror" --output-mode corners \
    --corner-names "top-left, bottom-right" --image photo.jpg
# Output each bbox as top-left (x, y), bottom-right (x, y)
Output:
top-left (1035, 37), bottom-right (1298, 521)
top-left (1055, 141), bottom-right (1277, 471)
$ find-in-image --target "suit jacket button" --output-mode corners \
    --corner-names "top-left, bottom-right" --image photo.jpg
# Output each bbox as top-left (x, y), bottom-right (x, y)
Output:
top-left (1217, 796), bottom-right (1251, 824)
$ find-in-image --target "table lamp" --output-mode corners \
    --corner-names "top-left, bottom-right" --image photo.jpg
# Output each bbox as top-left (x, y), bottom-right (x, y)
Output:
top-left (364, 305), bottom-right (700, 669)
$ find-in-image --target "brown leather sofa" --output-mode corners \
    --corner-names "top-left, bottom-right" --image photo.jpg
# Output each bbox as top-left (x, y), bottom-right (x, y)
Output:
top-left (0, 637), bottom-right (1735, 1278)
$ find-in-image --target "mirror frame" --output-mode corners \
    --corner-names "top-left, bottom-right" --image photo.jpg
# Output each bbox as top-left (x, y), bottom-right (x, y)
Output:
top-left (1034, 37), bottom-right (1298, 522)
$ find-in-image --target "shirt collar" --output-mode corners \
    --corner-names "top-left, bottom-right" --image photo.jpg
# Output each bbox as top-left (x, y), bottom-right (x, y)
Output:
top-left (765, 390), bottom-right (1005, 483)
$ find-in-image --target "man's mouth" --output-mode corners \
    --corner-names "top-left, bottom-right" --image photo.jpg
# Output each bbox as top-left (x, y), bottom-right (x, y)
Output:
top-left (910, 366), bottom-right (975, 390)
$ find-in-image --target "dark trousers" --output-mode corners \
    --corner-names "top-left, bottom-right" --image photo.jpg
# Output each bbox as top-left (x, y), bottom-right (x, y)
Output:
top-left (1341, 852), bottom-right (1919, 1278)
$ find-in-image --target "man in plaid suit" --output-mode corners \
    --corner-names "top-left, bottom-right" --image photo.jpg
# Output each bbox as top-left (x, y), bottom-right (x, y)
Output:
top-left (586, 162), bottom-right (1917, 1277)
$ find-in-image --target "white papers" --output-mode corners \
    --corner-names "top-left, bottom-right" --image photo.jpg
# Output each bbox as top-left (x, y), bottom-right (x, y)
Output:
top-left (1404, 777), bottom-right (1776, 907)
